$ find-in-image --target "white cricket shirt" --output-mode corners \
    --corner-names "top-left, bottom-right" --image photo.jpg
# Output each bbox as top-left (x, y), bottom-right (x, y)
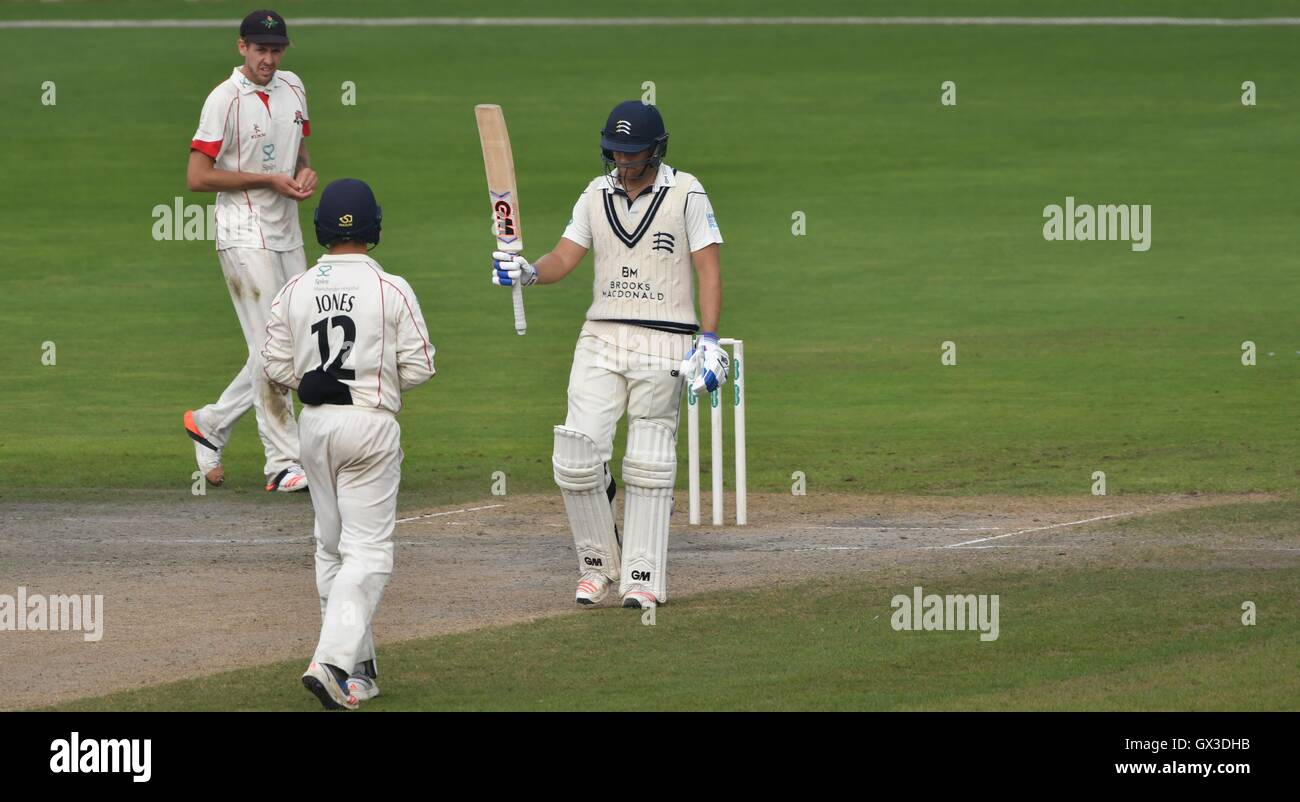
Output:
top-left (262, 255), bottom-right (436, 415)
top-left (562, 164), bottom-right (723, 253)
top-left (191, 67), bottom-right (311, 252)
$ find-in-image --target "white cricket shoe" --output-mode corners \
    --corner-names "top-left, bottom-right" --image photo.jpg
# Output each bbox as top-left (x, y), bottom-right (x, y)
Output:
top-left (266, 465), bottom-right (309, 493)
top-left (346, 674), bottom-right (380, 701)
top-left (301, 662), bottom-right (358, 710)
top-left (183, 410), bottom-right (224, 486)
top-left (576, 573), bottom-right (612, 606)
top-left (621, 588), bottom-right (659, 609)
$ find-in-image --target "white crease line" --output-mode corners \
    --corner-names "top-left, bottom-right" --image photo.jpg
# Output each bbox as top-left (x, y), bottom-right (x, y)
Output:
top-left (751, 539), bottom-right (1300, 553)
top-left (794, 546), bottom-right (871, 551)
top-left (1214, 546), bottom-right (1300, 552)
top-left (131, 537), bottom-right (309, 545)
top-left (746, 545), bottom-right (933, 553)
top-left (118, 504), bottom-right (507, 540)
top-left (809, 525), bottom-right (1003, 531)
top-left (396, 504), bottom-right (505, 525)
top-left (3, 17), bottom-right (1300, 29)
top-left (945, 512), bottom-right (1138, 548)
top-left (936, 544), bottom-right (1027, 550)
top-left (790, 546), bottom-right (884, 551)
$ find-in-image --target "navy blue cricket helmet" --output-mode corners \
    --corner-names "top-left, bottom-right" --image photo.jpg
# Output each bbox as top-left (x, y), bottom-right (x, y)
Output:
top-left (314, 178), bottom-right (382, 248)
top-left (600, 100), bottom-right (669, 168)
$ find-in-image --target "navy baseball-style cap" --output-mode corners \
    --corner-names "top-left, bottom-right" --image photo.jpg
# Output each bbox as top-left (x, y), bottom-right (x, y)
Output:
top-left (240, 9), bottom-right (290, 45)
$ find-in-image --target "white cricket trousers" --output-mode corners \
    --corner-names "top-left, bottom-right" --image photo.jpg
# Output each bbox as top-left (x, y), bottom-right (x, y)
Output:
top-left (563, 330), bottom-right (684, 601)
top-left (298, 405), bottom-right (403, 675)
top-left (564, 330), bottom-right (683, 460)
top-left (195, 246), bottom-right (306, 477)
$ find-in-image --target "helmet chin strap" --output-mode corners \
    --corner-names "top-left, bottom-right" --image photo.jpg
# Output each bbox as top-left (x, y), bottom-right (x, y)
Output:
top-left (602, 148), bottom-right (661, 192)
top-left (617, 155), bottom-right (658, 184)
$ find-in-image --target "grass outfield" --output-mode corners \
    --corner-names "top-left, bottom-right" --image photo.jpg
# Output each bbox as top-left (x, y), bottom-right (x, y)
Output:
top-left (3, 3), bottom-right (1297, 509)
top-left (5, 5), bottom-right (1297, 713)
top-left (8, 1), bottom-right (1300, 21)
top-left (48, 526), bottom-right (1300, 711)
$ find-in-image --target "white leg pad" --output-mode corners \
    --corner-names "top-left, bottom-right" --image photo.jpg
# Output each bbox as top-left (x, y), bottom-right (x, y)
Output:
top-left (619, 419), bottom-right (676, 602)
top-left (553, 426), bottom-right (620, 580)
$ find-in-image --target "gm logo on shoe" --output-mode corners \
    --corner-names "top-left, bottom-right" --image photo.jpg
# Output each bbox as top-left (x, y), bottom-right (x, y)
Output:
top-left (584, 557), bottom-right (603, 566)
top-left (631, 570), bottom-right (651, 582)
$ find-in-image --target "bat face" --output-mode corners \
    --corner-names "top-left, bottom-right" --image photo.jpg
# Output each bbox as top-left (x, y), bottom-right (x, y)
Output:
top-left (476, 103), bottom-right (528, 334)
top-left (476, 104), bottom-right (523, 254)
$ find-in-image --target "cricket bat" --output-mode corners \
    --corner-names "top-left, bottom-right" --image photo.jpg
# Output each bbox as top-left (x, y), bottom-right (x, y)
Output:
top-left (475, 104), bottom-right (527, 336)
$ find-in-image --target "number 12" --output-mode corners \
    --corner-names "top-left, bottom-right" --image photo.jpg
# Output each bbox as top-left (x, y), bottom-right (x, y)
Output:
top-left (310, 315), bottom-right (357, 380)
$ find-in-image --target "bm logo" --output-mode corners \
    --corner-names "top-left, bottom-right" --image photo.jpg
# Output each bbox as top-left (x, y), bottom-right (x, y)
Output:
top-left (631, 570), bottom-right (651, 582)
top-left (583, 557), bottom-right (603, 567)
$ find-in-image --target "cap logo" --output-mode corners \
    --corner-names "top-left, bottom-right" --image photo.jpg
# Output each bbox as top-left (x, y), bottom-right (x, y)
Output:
top-left (261, 15), bottom-right (280, 29)
top-left (614, 120), bottom-right (632, 135)
top-left (339, 214), bottom-right (354, 227)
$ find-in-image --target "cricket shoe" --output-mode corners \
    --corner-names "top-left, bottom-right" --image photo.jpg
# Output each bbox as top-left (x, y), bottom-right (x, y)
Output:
top-left (183, 410), bottom-right (224, 486)
top-left (346, 674), bottom-right (380, 701)
top-left (576, 573), bottom-right (612, 606)
top-left (621, 588), bottom-right (659, 609)
top-left (266, 465), bottom-right (309, 493)
top-left (301, 662), bottom-right (359, 710)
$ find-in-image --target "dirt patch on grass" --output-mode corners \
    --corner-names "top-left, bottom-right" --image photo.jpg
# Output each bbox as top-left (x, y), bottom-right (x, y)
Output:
top-left (0, 490), bottom-right (1290, 710)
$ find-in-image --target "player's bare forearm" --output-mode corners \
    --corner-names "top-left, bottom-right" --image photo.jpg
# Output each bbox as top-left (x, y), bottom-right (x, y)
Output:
top-left (693, 243), bottom-right (722, 333)
top-left (292, 142), bottom-right (317, 197)
top-left (187, 151), bottom-right (312, 199)
top-left (533, 237), bottom-right (589, 285)
top-left (531, 253), bottom-right (566, 284)
top-left (186, 150), bottom-right (270, 192)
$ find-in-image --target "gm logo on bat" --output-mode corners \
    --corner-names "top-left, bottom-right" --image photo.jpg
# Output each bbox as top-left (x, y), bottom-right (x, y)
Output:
top-left (491, 192), bottom-right (517, 239)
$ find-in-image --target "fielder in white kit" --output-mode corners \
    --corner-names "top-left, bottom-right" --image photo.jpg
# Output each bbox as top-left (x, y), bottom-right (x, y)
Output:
top-left (262, 179), bottom-right (435, 710)
top-left (491, 100), bottom-right (729, 609)
top-left (183, 9), bottom-right (316, 492)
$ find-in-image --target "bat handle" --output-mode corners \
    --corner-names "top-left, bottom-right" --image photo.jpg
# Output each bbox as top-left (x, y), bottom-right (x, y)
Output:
top-left (512, 282), bottom-right (527, 336)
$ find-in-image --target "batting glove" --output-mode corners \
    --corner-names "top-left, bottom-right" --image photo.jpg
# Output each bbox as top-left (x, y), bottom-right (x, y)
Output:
top-left (680, 332), bottom-right (730, 397)
top-left (491, 251), bottom-right (538, 288)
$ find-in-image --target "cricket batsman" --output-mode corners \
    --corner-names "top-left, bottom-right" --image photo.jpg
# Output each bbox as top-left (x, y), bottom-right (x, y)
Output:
top-left (262, 178), bottom-right (436, 710)
top-left (183, 9), bottom-right (316, 493)
top-left (490, 100), bottom-right (727, 609)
